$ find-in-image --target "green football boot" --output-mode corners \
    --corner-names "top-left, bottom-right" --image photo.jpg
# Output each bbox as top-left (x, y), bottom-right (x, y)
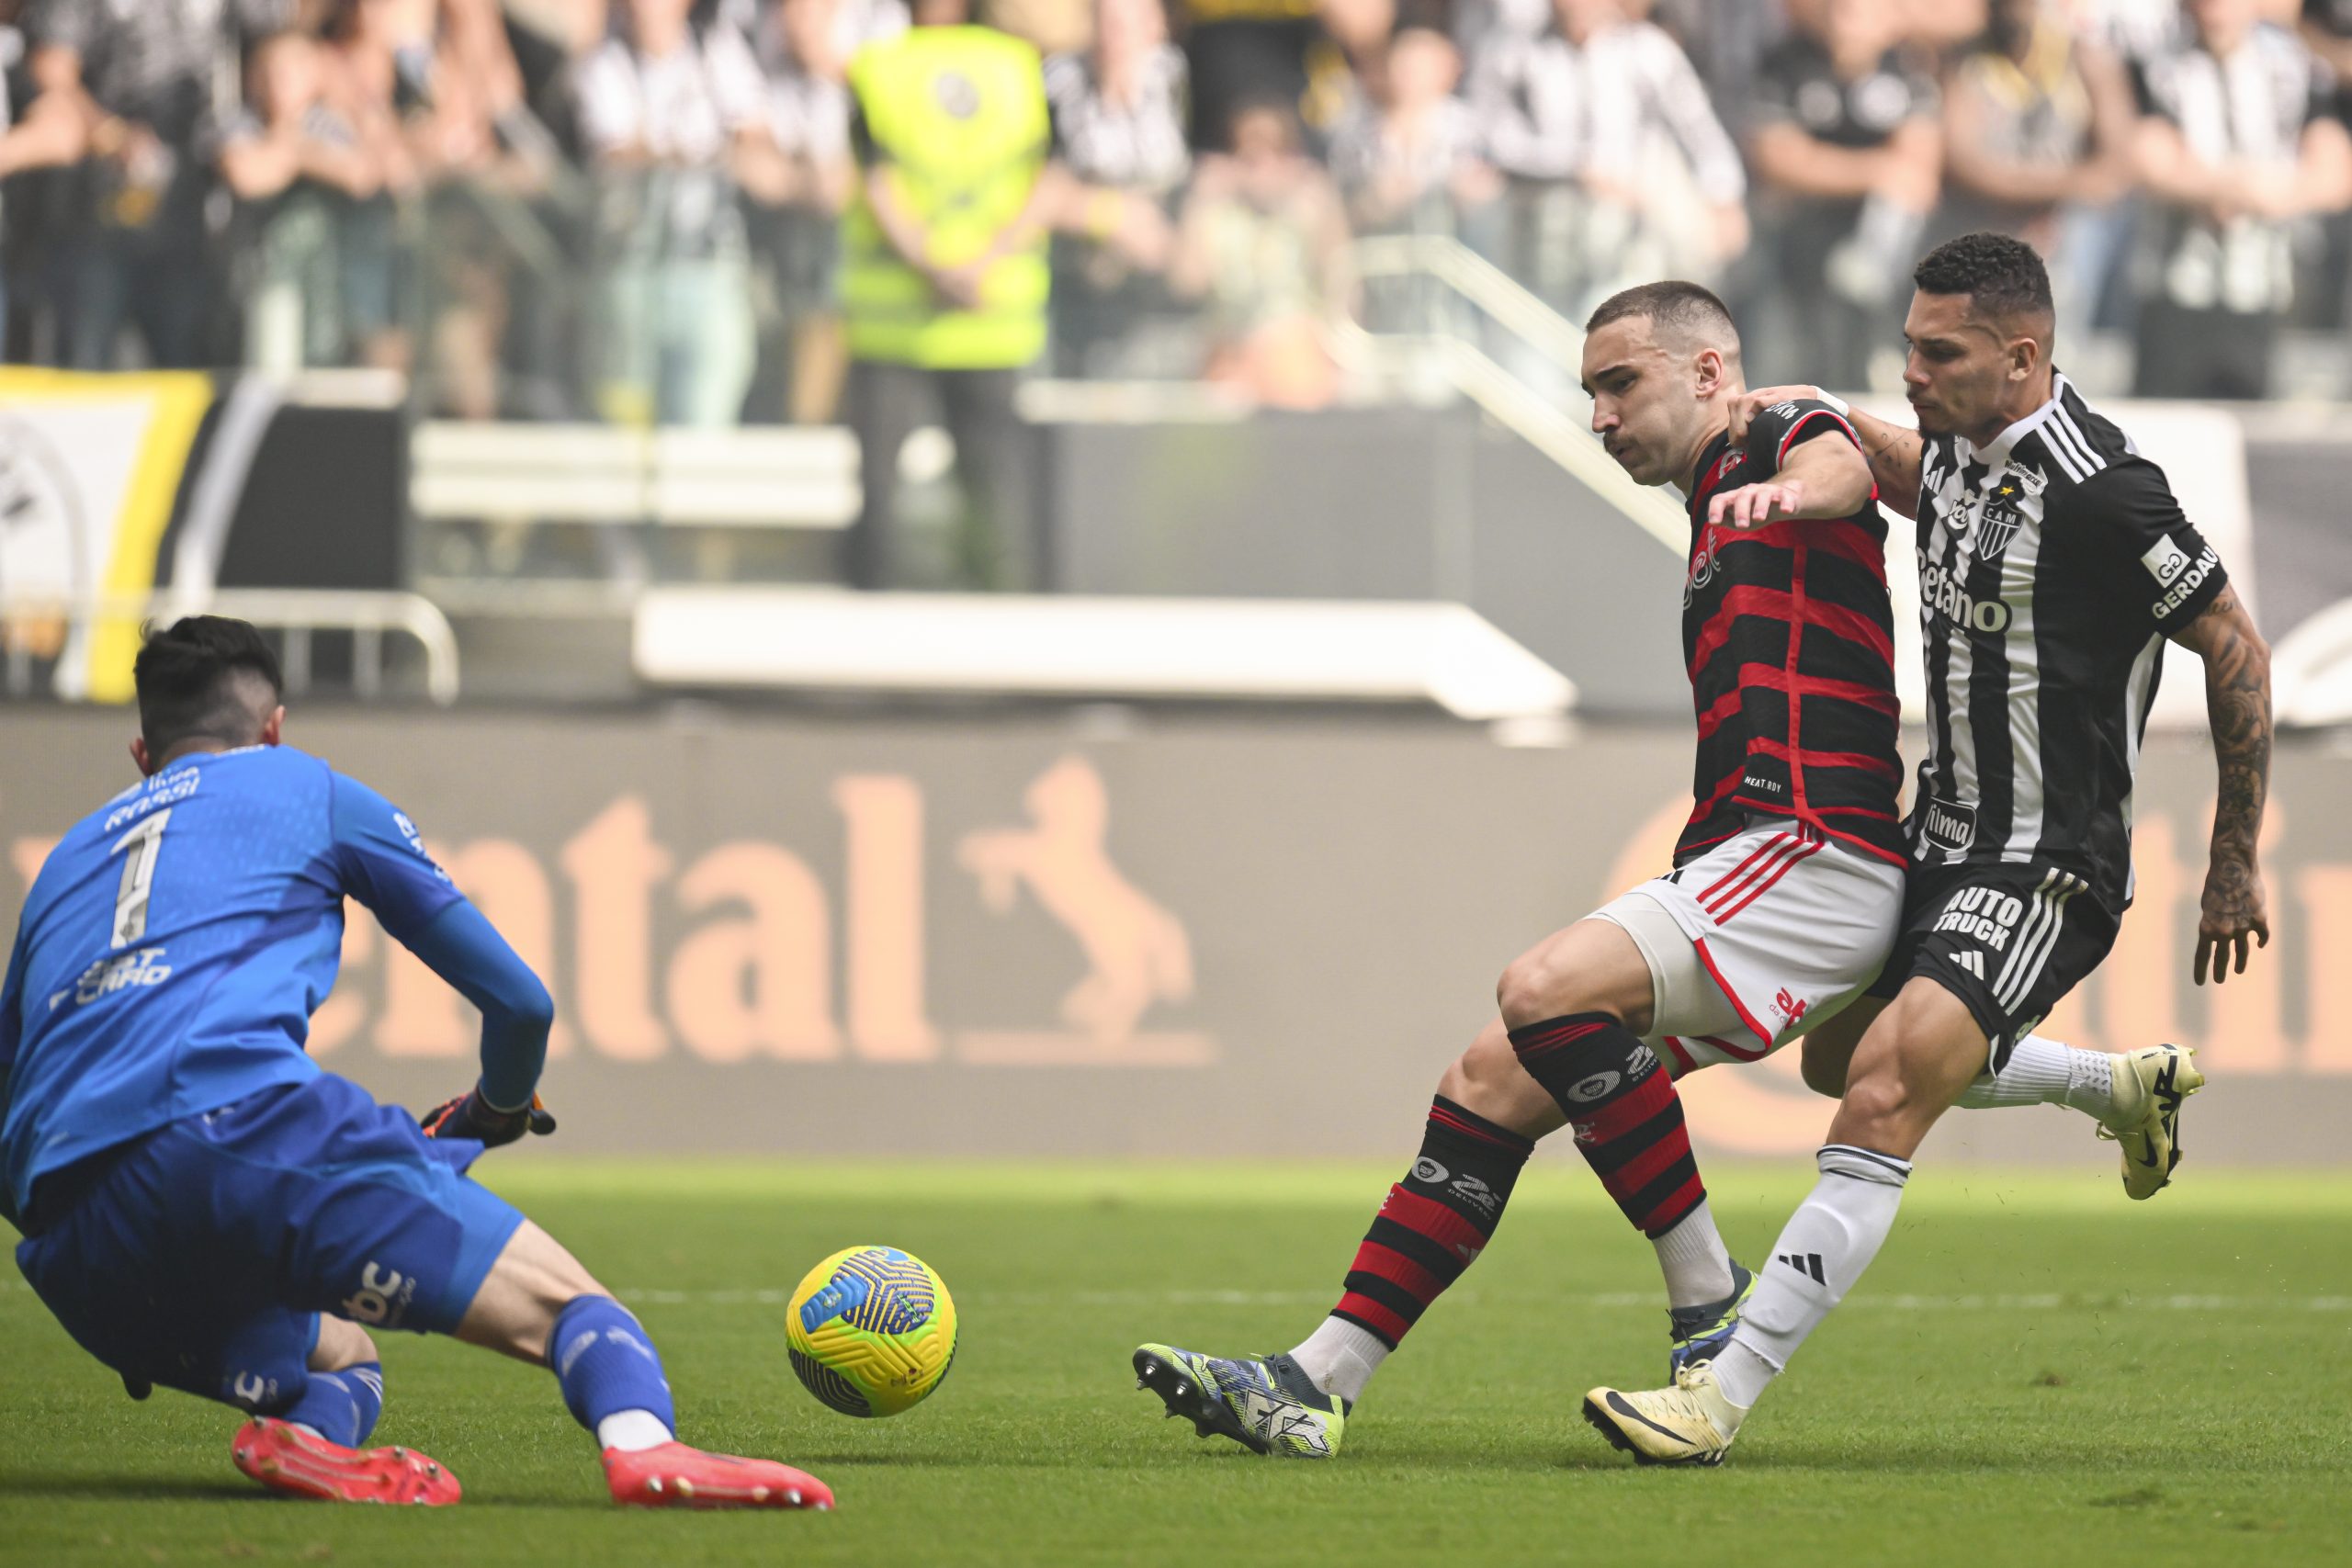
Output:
top-left (1667, 1259), bottom-right (1756, 1379)
top-left (1131, 1344), bottom-right (1347, 1459)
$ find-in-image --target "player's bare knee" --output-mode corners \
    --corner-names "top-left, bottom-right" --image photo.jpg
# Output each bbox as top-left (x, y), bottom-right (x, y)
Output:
top-left (1435, 1050), bottom-right (1478, 1107)
top-left (310, 1314), bottom-right (379, 1372)
top-left (1496, 921), bottom-right (1653, 1033)
top-left (1496, 951), bottom-right (1602, 1030)
top-left (1439, 1031), bottom-right (1561, 1141)
top-left (1493, 955), bottom-right (1545, 1029)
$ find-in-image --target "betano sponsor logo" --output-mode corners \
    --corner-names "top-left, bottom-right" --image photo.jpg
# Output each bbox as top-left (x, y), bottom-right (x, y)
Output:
top-left (6, 757), bottom-right (1207, 1070)
top-left (1919, 554), bottom-right (2013, 633)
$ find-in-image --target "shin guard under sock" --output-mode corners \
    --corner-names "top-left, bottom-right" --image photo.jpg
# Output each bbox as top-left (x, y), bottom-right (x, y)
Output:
top-left (1713, 1143), bottom-right (1912, 1407)
top-left (283, 1359), bottom-right (382, 1449)
top-left (1510, 1012), bottom-right (1704, 1238)
top-left (1328, 1095), bottom-right (1535, 1352)
top-left (550, 1296), bottom-right (676, 1442)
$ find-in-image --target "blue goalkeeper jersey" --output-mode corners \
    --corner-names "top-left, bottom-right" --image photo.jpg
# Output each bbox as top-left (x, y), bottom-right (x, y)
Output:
top-left (0, 745), bottom-right (466, 1222)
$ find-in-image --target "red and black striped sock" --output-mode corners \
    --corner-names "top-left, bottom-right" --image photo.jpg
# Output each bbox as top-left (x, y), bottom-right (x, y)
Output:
top-left (1510, 1011), bottom-right (1704, 1239)
top-left (1330, 1095), bottom-right (1535, 1348)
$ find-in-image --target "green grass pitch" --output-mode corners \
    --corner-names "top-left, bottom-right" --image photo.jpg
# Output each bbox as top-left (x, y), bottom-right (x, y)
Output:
top-left (5, 1158), bottom-right (2350, 1566)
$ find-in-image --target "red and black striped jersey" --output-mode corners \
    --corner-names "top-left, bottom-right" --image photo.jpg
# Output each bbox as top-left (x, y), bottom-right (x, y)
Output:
top-left (1677, 399), bottom-right (1906, 869)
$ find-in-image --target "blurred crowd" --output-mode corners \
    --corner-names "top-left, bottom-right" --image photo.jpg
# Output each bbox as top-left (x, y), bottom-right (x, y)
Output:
top-left (2, 0), bottom-right (2351, 419)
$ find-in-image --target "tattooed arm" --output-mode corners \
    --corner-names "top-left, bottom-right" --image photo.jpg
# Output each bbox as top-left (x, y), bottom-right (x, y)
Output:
top-left (2168, 584), bottom-right (2272, 985)
top-left (1840, 404), bottom-right (1925, 520)
top-left (1727, 386), bottom-right (1925, 517)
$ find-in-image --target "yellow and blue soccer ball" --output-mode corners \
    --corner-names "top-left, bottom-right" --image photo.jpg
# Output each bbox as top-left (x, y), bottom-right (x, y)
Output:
top-left (785, 1246), bottom-right (957, 1417)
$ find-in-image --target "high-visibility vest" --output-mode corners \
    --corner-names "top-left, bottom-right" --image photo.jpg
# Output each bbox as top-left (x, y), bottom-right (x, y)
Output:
top-left (842, 27), bottom-right (1050, 368)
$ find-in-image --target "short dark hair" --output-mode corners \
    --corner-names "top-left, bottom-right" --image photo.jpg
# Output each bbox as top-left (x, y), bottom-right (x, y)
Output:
top-left (1912, 231), bottom-right (2053, 325)
top-left (1585, 280), bottom-right (1738, 349)
top-left (1224, 90), bottom-right (1302, 148)
top-left (133, 616), bottom-right (284, 756)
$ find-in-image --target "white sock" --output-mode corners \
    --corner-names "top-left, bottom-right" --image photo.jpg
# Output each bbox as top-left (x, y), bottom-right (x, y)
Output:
top-left (1288, 1314), bottom-right (1389, 1407)
top-left (1951, 1034), bottom-right (2120, 1122)
top-left (595, 1409), bottom-right (674, 1452)
top-left (1653, 1198), bottom-right (1737, 1310)
top-left (1711, 1144), bottom-right (1911, 1410)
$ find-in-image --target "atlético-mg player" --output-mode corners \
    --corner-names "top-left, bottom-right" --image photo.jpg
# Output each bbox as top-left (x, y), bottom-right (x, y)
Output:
top-left (1586, 233), bottom-right (2267, 1466)
top-left (1127, 279), bottom-right (2191, 1460)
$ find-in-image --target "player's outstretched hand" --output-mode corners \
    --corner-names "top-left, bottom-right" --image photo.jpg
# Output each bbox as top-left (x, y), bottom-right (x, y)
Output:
top-left (1707, 480), bottom-right (1808, 530)
top-left (419, 1087), bottom-right (558, 1147)
top-left (1726, 384), bottom-right (1823, 447)
top-left (2193, 858), bottom-right (2270, 987)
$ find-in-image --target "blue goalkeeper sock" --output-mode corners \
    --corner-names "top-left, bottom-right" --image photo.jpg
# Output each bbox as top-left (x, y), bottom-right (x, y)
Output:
top-left (550, 1296), bottom-right (675, 1450)
top-left (284, 1360), bottom-right (382, 1448)
top-left (346, 1361), bottom-right (384, 1444)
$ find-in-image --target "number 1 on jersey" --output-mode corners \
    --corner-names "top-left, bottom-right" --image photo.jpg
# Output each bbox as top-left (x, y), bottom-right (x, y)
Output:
top-left (110, 807), bottom-right (173, 947)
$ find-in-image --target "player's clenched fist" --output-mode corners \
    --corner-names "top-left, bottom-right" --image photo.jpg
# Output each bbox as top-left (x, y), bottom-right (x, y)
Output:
top-left (419, 1087), bottom-right (558, 1146)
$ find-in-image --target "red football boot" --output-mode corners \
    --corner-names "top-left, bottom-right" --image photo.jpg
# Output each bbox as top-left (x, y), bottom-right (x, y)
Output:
top-left (231, 1417), bottom-right (463, 1506)
top-left (602, 1442), bottom-right (834, 1510)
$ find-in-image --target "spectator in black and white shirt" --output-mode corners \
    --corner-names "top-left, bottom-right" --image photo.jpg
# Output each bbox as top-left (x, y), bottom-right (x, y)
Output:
top-left (2302, 0), bottom-right (2352, 103)
top-left (2132, 0), bottom-right (2352, 398)
top-left (1941, 0), bottom-right (2136, 249)
top-left (24, 0), bottom-right (271, 368)
top-left (1327, 19), bottom-right (1492, 235)
top-left (0, 0), bottom-right (88, 328)
top-left (2300, 0), bottom-right (2352, 333)
top-left (218, 28), bottom-right (382, 370)
top-left (733, 0), bottom-right (906, 207)
top-left (1939, 0), bottom-right (2137, 336)
top-left (1326, 18), bottom-right (1493, 342)
top-left (1745, 0), bottom-right (1940, 390)
top-left (1042, 0), bottom-right (1185, 376)
top-left (573, 0), bottom-right (779, 424)
top-left (1464, 0), bottom-right (1746, 319)
top-left (1046, 0), bottom-right (1189, 197)
top-left (738, 0), bottom-right (904, 422)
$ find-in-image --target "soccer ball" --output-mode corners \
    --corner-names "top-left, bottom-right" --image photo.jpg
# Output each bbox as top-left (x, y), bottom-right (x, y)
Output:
top-left (785, 1246), bottom-right (957, 1417)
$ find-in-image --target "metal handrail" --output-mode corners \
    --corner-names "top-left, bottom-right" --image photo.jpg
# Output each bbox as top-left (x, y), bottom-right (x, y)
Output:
top-left (2, 590), bottom-right (460, 705)
top-left (1334, 234), bottom-right (1688, 556)
top-left (1349, 233), bottom-right (1590, 368)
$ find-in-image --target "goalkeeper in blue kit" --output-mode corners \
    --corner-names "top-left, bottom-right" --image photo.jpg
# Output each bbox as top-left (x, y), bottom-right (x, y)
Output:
top-left (2, 616), bottom-right (830, 1509)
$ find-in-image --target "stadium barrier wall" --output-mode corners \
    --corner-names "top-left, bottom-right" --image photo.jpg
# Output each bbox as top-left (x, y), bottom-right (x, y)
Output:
top-left (4, 706), bottom-right (2347, 1166)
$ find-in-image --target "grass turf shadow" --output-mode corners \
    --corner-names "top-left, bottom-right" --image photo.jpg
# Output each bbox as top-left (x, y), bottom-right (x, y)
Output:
top-left (0, 1475), bottom-right (262, 1504)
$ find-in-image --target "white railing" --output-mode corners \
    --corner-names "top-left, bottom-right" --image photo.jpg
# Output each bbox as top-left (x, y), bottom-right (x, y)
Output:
top-left (1332, 233), bottom-right (1688, 557)
top-left (412, 421), bottom-right (860, 530)
top-left (2, 590), bottom-right (460, 705)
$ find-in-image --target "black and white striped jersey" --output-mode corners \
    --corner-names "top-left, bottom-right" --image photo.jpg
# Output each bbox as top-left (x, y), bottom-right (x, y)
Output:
top-left (1909, 373), bottom-right (2228, 911)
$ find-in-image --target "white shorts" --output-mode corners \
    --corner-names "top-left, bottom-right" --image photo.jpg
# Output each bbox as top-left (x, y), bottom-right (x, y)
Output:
top-left (1592, 818), bottom-right (1903, 1073)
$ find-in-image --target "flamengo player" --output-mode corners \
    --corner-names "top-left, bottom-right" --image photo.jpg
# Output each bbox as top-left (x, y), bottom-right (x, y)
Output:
top-left (1127, 283), bottom-right (2179, 1461)
top-left (1586, 233), bottom-right (2269, 1466)
top-left (3, 617), bottom-right (831, 1509)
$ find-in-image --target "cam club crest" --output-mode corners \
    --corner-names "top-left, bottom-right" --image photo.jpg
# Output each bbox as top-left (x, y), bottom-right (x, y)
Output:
top-left (1971, 462), bottom-right (2046, 560)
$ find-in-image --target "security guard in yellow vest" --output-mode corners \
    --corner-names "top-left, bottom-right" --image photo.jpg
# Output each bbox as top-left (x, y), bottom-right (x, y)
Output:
top-left (842, 0), bottom-right (1061, 591)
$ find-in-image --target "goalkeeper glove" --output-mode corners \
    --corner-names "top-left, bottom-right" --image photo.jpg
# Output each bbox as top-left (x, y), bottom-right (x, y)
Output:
top-left (419, 1086), bottom-right (557, 1147)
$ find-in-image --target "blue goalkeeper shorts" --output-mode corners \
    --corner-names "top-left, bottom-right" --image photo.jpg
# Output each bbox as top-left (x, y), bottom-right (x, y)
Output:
top-left (14, 1073), bottom-right (524, 1414)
